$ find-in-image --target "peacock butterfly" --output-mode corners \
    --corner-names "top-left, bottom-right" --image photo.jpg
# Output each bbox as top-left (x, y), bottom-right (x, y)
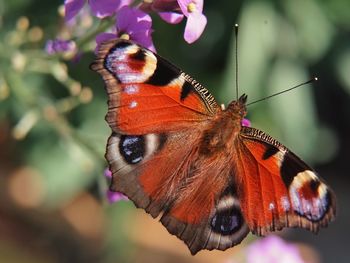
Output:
top-left (91, 39), bottom-right (336, 255)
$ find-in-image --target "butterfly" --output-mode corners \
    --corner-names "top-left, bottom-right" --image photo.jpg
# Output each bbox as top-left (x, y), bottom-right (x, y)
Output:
top-left (91, 39), bottom-right (336, 255)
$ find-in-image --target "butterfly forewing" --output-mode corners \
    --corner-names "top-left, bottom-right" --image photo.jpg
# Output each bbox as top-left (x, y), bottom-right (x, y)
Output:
top-left (91, 39), bottom-right (220, 134)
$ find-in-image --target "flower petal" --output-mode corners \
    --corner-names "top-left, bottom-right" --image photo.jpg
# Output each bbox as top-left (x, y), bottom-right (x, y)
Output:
top-left (178, 0), bottom-right (204, 16)
top-left (159, 12), bottom-right (184, 24)
top-left (106, 190), bottom-right (129, 203)
top-left (117, 6), bottom-right (152, 32)
top-left (114, 6), bottom-right (156, 51)
top-left (118, 0), bottom-right (133, 8)
top-left (131, 30), bottom-right (156, 52)
top-left (247, 236), bottom-right (305, 263)
top-left (177, 0), bottom-right (192, 16)
top-left (64, 0), bottom-right (85, 21)
top-left (242, 118), bottom-right (251, 127)
top-left (184, 12), bottom-right (207, 43)
top-left (89, 0), bottom-right (131, 18)
top-left (95, 33), bottom-right (116, 53)
top-left (104, 168), bottom-right (112, 179)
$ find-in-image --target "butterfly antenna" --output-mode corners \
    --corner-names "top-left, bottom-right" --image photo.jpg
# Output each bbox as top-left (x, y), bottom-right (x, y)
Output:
top-left (235, 24), bottom-right (239, 101)
top-left (246, 77), bottom-right (318, 106)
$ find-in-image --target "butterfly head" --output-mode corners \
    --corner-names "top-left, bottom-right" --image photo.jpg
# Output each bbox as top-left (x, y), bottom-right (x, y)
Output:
top-left (227, 94), bottom-right (247, 119)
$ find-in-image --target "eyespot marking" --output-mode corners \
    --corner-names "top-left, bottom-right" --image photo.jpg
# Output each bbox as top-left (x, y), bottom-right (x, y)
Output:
top-left (211, 207), bottom-right (244, 236)
top-left (119, 135), bottom-right (145, 164)
top-left (289, 170), bottom-right (332, 221)
top-left (105, 44), bottom-right (157, 83)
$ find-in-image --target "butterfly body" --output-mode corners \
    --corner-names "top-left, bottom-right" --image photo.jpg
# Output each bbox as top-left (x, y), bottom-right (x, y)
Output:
top-left (91, 39), bottom-right (336, 255)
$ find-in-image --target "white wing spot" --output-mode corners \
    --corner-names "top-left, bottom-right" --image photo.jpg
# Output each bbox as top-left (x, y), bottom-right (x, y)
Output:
top-left (125, 85), bottom-right (139, 94)
top-left (129, 100), bottom-right (138, 108)
top-left (280, 196), bottom-right (291, 211)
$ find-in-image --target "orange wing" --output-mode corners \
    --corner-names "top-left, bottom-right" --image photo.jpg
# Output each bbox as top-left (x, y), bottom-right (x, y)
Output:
top-left (91, 39), bottom-right (220, 134)
top-left (235, 126), bottom-right (336, 235)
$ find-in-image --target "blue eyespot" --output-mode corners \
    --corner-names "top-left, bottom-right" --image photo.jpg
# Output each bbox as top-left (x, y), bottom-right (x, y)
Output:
top-left (119, 135), bottom-right (145, 164)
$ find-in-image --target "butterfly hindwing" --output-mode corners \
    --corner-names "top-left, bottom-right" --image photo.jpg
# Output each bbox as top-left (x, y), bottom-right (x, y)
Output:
top-left (106, 128), bottom-right (250, 255)
top-left (236, 126), bottom-right (336, 235)
top-left (161, 185), bottom-right (249, 255)
top-left (106, 130), bottom-right (194, 217)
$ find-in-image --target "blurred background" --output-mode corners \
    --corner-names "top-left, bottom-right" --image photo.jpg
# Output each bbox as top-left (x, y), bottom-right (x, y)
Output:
top-left (0, 0), bottom-right (349, 262)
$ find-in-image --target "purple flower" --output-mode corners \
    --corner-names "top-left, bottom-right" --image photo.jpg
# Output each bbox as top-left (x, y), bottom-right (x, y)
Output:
top-left (246, 236), bottom-right (305, 263)
top-left (140, 0), bottom-right (207, 44)
top-left (104, 168), bottom-right (113, 178)
top-left (104, 169), bottom-right (128, 203)
top-left (106, 190), bottom-right (129, 203)
top-left (65, 0), bottom-right (131, 21)
top-left (177, 0), bottom-right (207, 43)
top-left (95, 6), bottom-right (155, 52)
top-left (140, 0), bottom-right (183, 24)
top-left (242, 118), bottom-right (251, 127)
top-left (158, 12), bottom-right (184, 24)
top-left (45, 39), bottom-right (76, 55)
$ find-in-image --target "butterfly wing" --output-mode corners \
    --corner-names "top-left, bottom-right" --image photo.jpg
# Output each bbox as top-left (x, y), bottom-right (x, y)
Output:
top-left (93, 39), bottom-right (247, 254)
top-left (91, 39), bottom-right (220, 134)
top-left (234, 126), bottom-right (336, 235)
top-left (107, 129), bottom-right (249, 254)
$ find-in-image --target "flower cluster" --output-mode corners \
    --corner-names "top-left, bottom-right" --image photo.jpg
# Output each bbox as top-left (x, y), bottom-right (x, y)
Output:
top-left (45, 39), bottom-right (76, 55)
top-left (139, 0), bottom-right (207, 44)
top-left (95, 6), bottom-right (156, 52)
top-left (46, 0), bottom-right (208, 56)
